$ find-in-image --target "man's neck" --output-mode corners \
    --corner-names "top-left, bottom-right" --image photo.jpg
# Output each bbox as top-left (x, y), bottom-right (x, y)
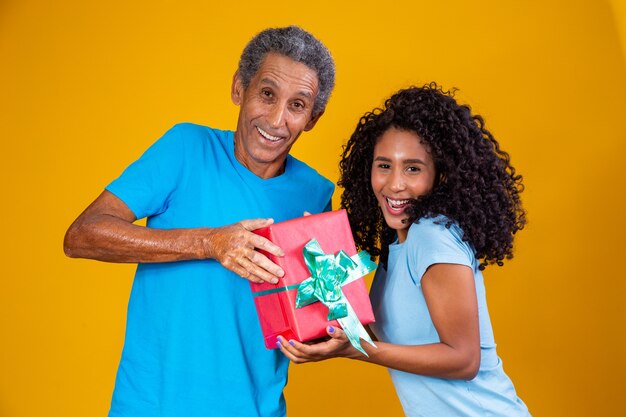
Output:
top-left (233, 140), bottom-right (286, 179)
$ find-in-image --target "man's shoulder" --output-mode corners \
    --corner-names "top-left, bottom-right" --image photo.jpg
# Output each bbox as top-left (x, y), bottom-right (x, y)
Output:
top-left (167, 122), bottom-right (232, 141)
top-left (157, 123), bottom-right (233, 156)
top-left (287, 155), bottom-right (333, 188)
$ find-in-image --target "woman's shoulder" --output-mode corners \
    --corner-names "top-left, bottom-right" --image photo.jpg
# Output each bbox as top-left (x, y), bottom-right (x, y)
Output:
top-left (407, 215), bottom-right (464, 242)
top-left (406, 215), bottom-right (475, 261)
top-left (398, 215), bottom-right (478, 284)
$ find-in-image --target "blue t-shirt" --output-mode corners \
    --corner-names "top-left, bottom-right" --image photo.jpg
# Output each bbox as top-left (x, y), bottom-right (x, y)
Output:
top-left (105, 123), bottom-right (334, 417)
top-left (369, 216), bottom-right (531, 417)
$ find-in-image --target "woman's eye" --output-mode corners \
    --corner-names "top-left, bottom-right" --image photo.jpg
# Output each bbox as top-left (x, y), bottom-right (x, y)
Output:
top-left (406, 166), bottom-right (421, 173)
top-left (377, 163), bottom-right (390, 169)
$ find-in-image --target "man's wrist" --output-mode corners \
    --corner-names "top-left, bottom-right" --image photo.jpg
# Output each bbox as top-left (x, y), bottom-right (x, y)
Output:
top-left (194, 227), bottom-right (216, 260)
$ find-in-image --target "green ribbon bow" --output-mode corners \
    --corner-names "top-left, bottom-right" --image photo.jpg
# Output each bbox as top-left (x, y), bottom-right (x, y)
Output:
top-left (295, 238), bottom-right (377, 356)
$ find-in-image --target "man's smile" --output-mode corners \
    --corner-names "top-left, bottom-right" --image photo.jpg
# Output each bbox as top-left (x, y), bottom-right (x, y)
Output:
top-left (256, 126), bottom-right (285, 142)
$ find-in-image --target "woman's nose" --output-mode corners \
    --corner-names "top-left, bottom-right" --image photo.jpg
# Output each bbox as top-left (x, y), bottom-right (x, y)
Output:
top-left (389, 171), bottom-right (406, 192)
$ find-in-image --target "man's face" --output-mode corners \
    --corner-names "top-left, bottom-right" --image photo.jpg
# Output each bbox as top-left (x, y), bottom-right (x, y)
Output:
top-left (232, 52), bottom-right (322, 179)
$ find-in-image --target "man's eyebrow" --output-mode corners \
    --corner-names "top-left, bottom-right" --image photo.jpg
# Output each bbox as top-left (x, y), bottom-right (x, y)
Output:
top-left (260, 78), bottom-right (279, 88)
top-left (297, 90), bottom-right (313, 99)
top-left (259, 78), bottom-right (313, 99)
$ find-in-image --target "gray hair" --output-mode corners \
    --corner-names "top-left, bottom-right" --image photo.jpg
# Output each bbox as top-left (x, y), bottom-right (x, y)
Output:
top-left (238, 26), bottom-right (335, 117)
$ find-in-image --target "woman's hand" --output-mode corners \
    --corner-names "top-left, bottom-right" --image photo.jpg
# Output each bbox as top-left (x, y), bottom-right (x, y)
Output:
top-left (276, 326), bottom-right (360, 363)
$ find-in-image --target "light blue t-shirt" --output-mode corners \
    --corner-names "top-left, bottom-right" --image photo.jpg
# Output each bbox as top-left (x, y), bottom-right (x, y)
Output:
top-left (105, 123), bottom-right (334, 417)
top-left (369, 217), bottom-right (531, 417)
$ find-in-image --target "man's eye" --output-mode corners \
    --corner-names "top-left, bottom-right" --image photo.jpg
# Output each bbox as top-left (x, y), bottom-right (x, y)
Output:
top-left (262, 90), bottom-right (273, 97)
top-left (377, 164), bottom-right (390, 169)
top-left (407, 166), bottom-right (421, 172)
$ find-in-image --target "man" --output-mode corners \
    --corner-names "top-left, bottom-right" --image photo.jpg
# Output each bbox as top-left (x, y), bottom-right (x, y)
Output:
top-left (64, 26), bottom-right (335, 417)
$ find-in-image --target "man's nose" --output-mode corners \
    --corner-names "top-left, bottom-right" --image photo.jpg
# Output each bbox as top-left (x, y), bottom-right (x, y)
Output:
top-left (268, 103), bottom-right (287, 128)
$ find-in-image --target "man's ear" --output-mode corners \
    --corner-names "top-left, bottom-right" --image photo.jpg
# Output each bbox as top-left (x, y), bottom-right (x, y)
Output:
top-left (231, 70), bottom-right (243, 105)
top-left (304, 110), bottom-right (325, 132)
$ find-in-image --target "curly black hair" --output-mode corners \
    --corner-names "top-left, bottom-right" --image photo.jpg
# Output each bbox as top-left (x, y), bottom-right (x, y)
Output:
top-left (339, 82), bottom-right (526, 270)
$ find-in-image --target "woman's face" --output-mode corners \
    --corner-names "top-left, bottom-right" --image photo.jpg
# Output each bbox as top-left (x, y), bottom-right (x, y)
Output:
top-left (371, 127), bottom-right (436, 243)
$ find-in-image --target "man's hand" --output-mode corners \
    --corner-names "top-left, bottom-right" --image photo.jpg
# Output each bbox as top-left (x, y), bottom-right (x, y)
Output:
top-left (205, 219), bottom-right (285, 284)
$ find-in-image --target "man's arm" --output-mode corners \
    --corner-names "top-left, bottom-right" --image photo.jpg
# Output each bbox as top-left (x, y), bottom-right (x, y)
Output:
top-left (64, 190), bottom-right (285, 283)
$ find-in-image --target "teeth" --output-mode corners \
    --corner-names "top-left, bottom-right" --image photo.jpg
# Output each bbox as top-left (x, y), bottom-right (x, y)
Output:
top-left (387, 197), bottom-right (410, 207)
top-left (257, 127), bottom-right (281, 142)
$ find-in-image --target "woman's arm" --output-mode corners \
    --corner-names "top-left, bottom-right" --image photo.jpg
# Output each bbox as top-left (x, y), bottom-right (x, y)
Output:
top-left (277, 263), bottom-right (481, 380)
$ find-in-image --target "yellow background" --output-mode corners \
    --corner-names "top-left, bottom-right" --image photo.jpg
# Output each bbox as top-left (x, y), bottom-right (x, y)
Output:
top-left (2, 1), bottom-right (625, 416)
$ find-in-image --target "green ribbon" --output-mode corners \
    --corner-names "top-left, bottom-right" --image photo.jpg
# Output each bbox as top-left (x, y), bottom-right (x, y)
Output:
top-left (295, 238), bottom-right (377, 356)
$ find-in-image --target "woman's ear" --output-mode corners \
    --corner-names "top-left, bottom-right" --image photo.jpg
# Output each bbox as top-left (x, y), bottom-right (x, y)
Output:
top-left (437, 172), bottom-right (447, 187)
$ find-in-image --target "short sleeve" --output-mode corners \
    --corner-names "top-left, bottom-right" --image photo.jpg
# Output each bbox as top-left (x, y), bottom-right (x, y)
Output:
top-left (406, 217), bottom-right (475, 285)
top-left (106, 124), bottom-right (187, 220)
top-left (318, 178), bottom-right (334, 213)
top-left (285, 156), bottom-right (335, 215)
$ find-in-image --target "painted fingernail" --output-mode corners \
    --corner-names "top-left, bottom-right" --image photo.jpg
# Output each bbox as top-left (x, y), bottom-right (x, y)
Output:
top-left (276, 340), bottom-right (282, 348)
top-left (328, 326), bottom-right (335, 333)
top-left (289, 340), bottom-right (295, 346)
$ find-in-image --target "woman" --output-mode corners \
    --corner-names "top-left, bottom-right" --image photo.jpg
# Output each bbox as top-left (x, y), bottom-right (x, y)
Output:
top-left (277, 83), bottom-right (531, 416)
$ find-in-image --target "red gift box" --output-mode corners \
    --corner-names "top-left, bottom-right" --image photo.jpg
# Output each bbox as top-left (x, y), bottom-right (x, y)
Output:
top-left (250, 209), bottom-right (376, 350)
